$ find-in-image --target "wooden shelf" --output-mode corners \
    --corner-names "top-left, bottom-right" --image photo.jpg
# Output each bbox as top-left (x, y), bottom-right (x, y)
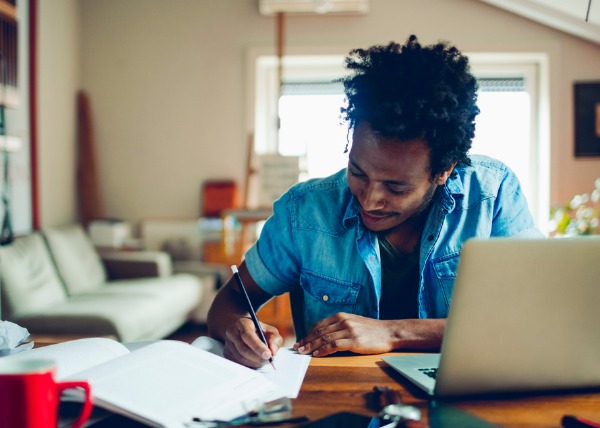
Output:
top-left (0, 1), bottom-right (16, 22)
top-left (0, 83), bottom-right (20, 107)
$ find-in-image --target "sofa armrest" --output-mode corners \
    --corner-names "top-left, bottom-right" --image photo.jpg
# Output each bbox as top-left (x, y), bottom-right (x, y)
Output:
top-left (100, 251), bottom-right (173, 279)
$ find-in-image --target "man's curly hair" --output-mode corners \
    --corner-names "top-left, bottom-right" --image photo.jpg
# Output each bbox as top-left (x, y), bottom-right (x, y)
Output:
top-left (341, 35), bottom-right (479, 178)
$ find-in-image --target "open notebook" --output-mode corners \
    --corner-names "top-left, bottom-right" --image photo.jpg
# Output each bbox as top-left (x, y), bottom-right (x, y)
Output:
top-left (7, 336), bottom-right (310, 427)
top-left (383, 237), bottom-right (600, 397)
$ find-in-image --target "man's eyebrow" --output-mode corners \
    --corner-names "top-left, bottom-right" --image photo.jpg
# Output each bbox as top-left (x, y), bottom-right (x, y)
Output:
top-left (384, 179), bottom-right (413, 187)
top-left (348, 158), bottom-right (364, 172)
top-left (349, 158), bottom-right (414, 187)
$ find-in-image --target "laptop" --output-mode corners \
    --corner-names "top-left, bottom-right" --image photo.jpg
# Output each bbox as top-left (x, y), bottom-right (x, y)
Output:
top-left (382, 237), bottom-right (600, 397)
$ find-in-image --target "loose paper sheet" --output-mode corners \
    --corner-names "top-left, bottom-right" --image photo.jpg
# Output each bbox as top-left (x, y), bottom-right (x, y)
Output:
top-left (192, 336), bottom-right (311, 399)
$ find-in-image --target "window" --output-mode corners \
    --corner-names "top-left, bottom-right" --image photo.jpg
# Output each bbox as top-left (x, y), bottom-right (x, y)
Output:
top-left (278, 81), bottom-right (348, 180)
top-left (252, 52), bottom-right (549, 230)
top-left (469, 57), bottom-right (549, 231)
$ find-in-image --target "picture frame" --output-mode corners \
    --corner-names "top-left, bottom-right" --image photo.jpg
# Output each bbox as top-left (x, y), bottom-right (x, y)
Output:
top-left (574, 81), bottom-right (600, 157)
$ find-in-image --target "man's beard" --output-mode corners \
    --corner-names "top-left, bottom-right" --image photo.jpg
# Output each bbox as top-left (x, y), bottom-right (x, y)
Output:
top-left (413, 182), bottom-right (438, 218)
top-left (378, 182), bottom-right (438, 235)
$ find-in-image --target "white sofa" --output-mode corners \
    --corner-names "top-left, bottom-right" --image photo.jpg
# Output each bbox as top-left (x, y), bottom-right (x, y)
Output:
top-left (0, 225), bottom-right (204, 342)
top-left (139, 218), bottom-right (229, 322)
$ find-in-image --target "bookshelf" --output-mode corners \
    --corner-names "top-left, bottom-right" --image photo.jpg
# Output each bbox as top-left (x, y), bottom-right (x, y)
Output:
top-left (0, 0), bottom-right (18, 108)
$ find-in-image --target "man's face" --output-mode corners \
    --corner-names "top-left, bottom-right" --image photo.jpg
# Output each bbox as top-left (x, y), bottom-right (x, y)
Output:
top-left (347, 121), bottom-right (452, 233)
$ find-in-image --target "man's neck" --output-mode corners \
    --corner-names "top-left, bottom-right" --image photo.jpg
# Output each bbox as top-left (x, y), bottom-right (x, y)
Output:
top-left (380, 207), bottom-right (432, 255)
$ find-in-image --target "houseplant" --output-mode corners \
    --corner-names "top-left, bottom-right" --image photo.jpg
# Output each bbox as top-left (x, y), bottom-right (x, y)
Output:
top-left (549, 178), bottom-right (600, 236)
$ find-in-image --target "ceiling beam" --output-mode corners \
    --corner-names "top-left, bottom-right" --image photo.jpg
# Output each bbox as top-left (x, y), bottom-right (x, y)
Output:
top-left (479, 0), bottom-right (600, 45)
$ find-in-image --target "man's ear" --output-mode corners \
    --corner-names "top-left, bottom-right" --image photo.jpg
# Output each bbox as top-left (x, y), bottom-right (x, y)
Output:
top-left (434, 162), bottom-right (457, 185)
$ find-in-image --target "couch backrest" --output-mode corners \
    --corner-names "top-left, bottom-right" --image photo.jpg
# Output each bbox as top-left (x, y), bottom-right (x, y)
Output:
top-left (43, 224), bottom-right (107, 294)
top-left (0, 233), bottom-right (68, 319)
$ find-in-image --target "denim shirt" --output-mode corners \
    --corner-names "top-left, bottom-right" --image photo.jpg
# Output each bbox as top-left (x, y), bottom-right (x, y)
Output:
top-left (245, 155), bottom-right (541, 338)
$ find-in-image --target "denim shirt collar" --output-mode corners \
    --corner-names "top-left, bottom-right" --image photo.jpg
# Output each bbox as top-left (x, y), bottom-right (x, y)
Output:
top-left (441, 171), bottom-right (465, 213)
top-left (342, 196), bottom-right (362, 232)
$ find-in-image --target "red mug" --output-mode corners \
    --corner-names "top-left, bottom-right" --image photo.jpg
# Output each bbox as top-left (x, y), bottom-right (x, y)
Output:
top-left (0, 358), bottom-right (93, 428)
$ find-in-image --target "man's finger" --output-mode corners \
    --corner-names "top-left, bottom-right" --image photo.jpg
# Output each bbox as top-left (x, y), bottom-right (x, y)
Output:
top-left (309, 334), bottom-right (354, 357)
top-left (296, 328), bottom-right (350, 356)
top-left (223, 345), bottom-right (267, 369)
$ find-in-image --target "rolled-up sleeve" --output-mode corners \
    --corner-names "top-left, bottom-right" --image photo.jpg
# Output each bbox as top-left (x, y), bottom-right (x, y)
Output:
top-left (244, 191), bottom-right (302, 296)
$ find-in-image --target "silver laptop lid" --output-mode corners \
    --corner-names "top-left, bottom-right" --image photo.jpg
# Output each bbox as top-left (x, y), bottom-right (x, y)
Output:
top-left (435, 237), bottom-right (600, 397)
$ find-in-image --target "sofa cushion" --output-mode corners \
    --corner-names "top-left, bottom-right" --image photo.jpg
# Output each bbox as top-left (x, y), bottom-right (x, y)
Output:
top-left (0, 233), bottom-right (68, 318)
top-left (101, 251), bottom-right (173, 279)
top-left (12, 273), bottom-right (203, 342)
top-left (43, 225), bottom-right (107, 294)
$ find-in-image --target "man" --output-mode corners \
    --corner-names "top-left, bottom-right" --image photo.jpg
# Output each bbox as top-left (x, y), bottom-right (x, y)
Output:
top-left (207, 35), bottom-right (540, 368)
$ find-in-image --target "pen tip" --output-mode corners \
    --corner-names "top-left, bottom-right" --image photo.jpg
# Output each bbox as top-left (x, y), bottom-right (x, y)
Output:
top-left (270, 360), bottom-right (276, 371)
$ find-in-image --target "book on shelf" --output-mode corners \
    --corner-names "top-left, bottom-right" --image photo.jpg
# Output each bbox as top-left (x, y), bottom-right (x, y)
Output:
top-left (5, 336), bottom-right (310, 428)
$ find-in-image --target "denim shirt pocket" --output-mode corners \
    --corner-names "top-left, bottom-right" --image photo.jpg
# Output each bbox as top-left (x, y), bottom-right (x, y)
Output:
top-left (300, 270), bottom-right (361, 332)
top-left (430, 251), bottom-right (460, 315)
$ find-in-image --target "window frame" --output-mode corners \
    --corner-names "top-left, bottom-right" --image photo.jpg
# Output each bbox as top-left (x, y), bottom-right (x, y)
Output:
top-left (248, 49), bottom-right (550, 231)
top-left (468, 53), bottom-right (550, 232)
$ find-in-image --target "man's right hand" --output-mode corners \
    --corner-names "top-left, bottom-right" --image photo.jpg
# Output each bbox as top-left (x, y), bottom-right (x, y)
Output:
top-left (222, 317), bottom-right (284, 368)
top-left (207, 261), bottom-right (283, 368)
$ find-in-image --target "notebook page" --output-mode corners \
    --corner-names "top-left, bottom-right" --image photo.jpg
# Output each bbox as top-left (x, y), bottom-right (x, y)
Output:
top-left (3, 337), bottom-right (130, 379)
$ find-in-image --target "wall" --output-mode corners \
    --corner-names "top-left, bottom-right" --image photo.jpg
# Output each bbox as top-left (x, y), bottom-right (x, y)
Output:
top-left (48, 0), bottom-right (600, 229)
top-left (37, 0), bottom-right (80, 227)
top-left (5, 0), bottom-right (31, 234)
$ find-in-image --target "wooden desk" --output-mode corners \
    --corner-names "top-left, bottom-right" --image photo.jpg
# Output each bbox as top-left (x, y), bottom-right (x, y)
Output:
top-left (31, 334), bottom-right (117, 348)
top-left (66, 352), bottom-right (600, 427)
top-left (288, 353), bottom-right (600, 428)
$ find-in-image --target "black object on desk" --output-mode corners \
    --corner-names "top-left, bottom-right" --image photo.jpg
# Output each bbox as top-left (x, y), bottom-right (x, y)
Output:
top-left (429, 401), bottom-right (500, 428)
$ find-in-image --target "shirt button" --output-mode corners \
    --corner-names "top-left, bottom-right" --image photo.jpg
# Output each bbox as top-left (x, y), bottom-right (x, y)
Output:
top-left (427, 235), bottom-right (434, 242)
top-left (322, 295), bottom-right (330, 302)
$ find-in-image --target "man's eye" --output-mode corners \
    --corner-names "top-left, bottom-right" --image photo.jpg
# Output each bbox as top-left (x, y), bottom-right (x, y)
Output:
top-left (388, 187), bottom-right (408, 195)
top-left (349, 170), bottom-right (366, 179)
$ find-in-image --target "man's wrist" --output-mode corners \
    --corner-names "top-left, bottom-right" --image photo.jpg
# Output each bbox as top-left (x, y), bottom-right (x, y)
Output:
top-left (388, 318), bottom-right (445, 351)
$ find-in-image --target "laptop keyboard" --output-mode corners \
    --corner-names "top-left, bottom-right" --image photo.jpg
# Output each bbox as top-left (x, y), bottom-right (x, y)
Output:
top-left (418, 367), bottom-right (438, 379)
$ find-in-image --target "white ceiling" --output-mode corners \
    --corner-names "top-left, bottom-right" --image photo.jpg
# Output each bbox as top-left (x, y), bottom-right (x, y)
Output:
top-left (478, 0), bottom-right (600, 45)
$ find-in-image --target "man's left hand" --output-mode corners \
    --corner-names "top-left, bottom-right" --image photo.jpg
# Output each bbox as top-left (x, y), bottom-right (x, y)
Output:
top-left (293, 313), bottom-right (445, 357)
top-left (293, 312), bottom-right (395, 357)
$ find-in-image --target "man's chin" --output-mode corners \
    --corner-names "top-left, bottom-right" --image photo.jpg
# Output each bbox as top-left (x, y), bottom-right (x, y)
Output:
top-left (360, 211), bottom-right (401, 232)
top-left (365, 223), bottom-right (403, 234)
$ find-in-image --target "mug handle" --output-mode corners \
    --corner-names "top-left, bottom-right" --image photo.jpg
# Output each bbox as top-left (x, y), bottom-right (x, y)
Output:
top-left (56, 380), bottom-right (94, 428)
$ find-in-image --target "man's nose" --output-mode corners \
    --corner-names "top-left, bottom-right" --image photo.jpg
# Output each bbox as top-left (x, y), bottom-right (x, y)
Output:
top-left (362, 183), bottom-right (386, 211)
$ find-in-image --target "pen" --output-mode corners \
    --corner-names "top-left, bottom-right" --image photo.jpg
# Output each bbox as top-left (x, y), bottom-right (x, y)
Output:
top-left (230, 265), bottom-right (276, 370)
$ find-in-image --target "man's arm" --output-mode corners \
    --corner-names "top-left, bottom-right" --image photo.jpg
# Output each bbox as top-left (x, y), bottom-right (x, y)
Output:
top-left (207, 261), bottom-right (284, 368)
top-left (293, 313), bottom-right (445, 357)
